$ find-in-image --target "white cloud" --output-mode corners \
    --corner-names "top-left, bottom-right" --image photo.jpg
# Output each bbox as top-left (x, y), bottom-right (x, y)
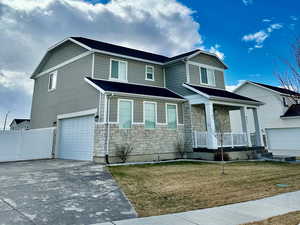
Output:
top-left (226, 80), bottom-right (245, 92)
top-left (242, 0), bottom-right (253, 6)
top-left (290, 16), bottom-right (298, 21)
top-left (0, 0), bottom-right (223, 125)
top-left (242, 23), bottom-right (283, 51)
top-left (262, 18), bottom-right (272, 23)
top-left (207, 44), bottom-right (225, 60)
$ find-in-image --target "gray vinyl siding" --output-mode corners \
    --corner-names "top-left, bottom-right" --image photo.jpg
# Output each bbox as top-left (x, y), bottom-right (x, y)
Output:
top-left (108, 95), bottom-right (183, 125)
top-left (188, 64), bottom-right (226, 89)
top-left (34, 41), bottom-right (87, 75)
top-left (189, 64), bottom-right (200, 84)
top-left (30, 54), bottom-right (98, 128)
top-left (189, 53), bottom-right (226, 69)
top-left (165, 62), bottom-right (194, 96)
top-left (215, 70), bottom-right (225, 89)
top-left (94, 53), bottom-right (164, 87)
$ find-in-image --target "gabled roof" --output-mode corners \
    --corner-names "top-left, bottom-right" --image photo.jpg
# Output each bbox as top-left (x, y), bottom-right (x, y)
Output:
top-left (66, 37), bottom-right (226, 66)
top-left (235, 81), bottom-right (300, 96)
top-left (32, 37), bottom-right (227, 78)
top-left (71, 37), bottom-right (169, 63)
top-left (281, 104), bottom-right (300, 118)
top-left (183, 83), bottom-right (260, 104)
top-left (85, 77), bottom-right (184, 100)
top-left (10, 119), bottom-right (30, 126)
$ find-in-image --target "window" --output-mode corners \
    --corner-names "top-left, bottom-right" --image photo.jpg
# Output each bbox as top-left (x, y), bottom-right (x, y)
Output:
top-left (110, 59), bottom-right (127, 81)
top-left (145, 65), bottom-right (154, 81)
top-left (144, 102), bottom-right (156, 128)
top-left (200, 67), bottom-right (215, 86)
top-left (119, 100), bottom-right (133, 128)
top-left (166, 104), bottom-right (177, 129)
top-left (48, 71), bottom-right (57, 91)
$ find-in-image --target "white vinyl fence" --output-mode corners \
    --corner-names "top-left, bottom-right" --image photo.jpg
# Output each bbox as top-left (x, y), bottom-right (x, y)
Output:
top-left (0, 128), bottom-right (55, 162)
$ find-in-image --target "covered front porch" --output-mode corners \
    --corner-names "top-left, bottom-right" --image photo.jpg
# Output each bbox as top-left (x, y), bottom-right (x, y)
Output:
top-left (192, 103), bottom-right (262, 149)
top-left (183, 83), bottom-right (264, 152)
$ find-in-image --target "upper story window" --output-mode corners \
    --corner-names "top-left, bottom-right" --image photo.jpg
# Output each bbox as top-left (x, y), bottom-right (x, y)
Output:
top-left (110, 59), bottom-right (127, 82)
top-left (118, 99), bottom-right (133, 129)
top-left (200, 67), bottom-right (215, 86)
top-left (144, 102), bottom-right (156, 129)
top-left (166, 104), bottom-right (177, 129)
top-left (48, 71), bottom-right (57, 91)
top-left (145, 65), bottom-right (154, 81)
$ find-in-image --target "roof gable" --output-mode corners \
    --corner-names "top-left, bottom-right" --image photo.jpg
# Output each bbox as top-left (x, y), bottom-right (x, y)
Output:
top-left (183, 83), bottom-right (260, 104)
top-left (235, 81), bottom-right (300, 96)
top-left (32, 40), bottom-right (87, 76)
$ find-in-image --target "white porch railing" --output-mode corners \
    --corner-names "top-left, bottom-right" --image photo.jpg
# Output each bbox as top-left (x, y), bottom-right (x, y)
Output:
top-left (193, 131), bottom-right (208, 148)
top-left (193, 131), bottom-right (248, 148)
top-left (215, 132), bottom-right (248, 148)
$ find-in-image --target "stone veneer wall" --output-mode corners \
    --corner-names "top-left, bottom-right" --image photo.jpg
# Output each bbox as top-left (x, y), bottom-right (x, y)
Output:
top-left (191, 104), bottom-right (207, 131)
top-left (94, 123), bottom-right (185, 163)
top-left (183, 102), bottom-right (194, 155)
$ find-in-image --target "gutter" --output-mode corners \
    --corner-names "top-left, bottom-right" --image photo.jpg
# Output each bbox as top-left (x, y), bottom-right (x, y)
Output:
top-left (105, 93), bottom-right (113, 164)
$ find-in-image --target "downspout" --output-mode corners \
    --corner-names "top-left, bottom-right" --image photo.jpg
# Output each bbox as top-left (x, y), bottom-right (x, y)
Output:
top-left (105, 93), bottom-right (113, 164)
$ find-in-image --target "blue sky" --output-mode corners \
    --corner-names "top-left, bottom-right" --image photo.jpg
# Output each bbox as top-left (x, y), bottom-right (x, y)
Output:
top-left (180, 0), bottom-right (300, 88)
top-left (0, 0), bottom-right (299, 126)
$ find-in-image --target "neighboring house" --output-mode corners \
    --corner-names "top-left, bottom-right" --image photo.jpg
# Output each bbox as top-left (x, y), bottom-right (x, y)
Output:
top-left (30, 37), bottom-right (263, 163)
top-left (232, 81), bottom-right (300, 156)
top-left (10, 119), bottom-right (31, 130)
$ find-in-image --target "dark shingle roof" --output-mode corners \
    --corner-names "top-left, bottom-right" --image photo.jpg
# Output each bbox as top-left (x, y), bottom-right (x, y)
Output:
top-left (252, 82), bottom-right (300, 96)
top-left (281, 104), bottom-right (300, 117)
top-left (184, 83), bottom-right (259, 103)
top-left (86, 77), bottom-right (184, 99)
top-left (72, 37), bottom-right (169, 63)
top-left (71, 37), bottom-right (223, 65)
top-left (12, 119), bottom-right (30, 125)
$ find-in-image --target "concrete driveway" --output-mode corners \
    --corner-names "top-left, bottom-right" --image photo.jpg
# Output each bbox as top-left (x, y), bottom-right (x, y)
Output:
top-left (0, 160), bottom-right (137, 225)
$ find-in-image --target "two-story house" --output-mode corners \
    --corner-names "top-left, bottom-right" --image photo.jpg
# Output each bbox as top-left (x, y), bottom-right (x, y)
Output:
top-left (30, 37), bottom-right (263, 163)
top-left (231, 81), bottom-right (300, 156)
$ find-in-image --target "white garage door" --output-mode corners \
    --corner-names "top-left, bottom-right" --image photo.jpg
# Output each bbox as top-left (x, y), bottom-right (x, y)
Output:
top-left (58, 115), bottom-right (95, 161)
top-left (266, 127), bottom-right (300, 156)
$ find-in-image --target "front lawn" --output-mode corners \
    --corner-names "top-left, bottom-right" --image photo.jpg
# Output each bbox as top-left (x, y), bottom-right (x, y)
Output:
top-left (109, 161), bottom-right (300, 217)
top-left (243, 211), bottom-right (300, 225)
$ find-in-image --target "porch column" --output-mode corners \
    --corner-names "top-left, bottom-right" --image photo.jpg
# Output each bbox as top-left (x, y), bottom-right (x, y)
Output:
top-left (205, 102), bottom-right (218, 149)
top-left (252, 108), bottom-right (263, 146)
top-left (240, 106), bottom-right (252, 147)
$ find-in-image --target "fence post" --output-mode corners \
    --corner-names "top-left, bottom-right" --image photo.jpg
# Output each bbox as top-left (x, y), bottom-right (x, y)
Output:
top-left (231, 133), bottom-right (234, 148)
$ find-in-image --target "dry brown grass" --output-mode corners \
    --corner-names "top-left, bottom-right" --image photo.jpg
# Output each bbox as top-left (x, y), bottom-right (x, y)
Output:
top-left (109, 161), bottom-right (300, 217)
top-left (242, 211), bottom-right (300, 225)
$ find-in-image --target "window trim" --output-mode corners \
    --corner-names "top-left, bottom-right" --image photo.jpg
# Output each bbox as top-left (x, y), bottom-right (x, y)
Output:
top-left (166, 103), bottom-right (178, 129)
top-left (118, 99), bottom-right (134, 129)
top-left (145, 65), bottom-right (155, 81)
top-left (109, 58), bottom-right (128, 82)
top-left (200, 67), bottom-right (215, 86)
top-left (48, 70), bottom-right (57, 92)
top-left (143, 101), bottom-right (157, 129)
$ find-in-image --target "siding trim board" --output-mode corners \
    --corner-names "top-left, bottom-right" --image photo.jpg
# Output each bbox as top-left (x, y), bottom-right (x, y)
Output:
top-left (32, 51), bottom-right (92, 78)
top-left (187, 61), bottom-right (225, 72)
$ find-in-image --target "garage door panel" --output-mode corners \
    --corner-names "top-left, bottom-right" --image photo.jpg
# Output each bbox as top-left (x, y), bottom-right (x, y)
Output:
top-left (267, 128), bottom-right (300, 157)
top-left (58, 115), bottom-right (94, 161)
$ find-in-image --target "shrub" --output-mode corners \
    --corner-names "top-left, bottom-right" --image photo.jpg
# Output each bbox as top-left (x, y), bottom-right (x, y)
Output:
top-left (116, 143), bottom-right (133, 163)
top-left (214, 151), bottom-right (230, 161)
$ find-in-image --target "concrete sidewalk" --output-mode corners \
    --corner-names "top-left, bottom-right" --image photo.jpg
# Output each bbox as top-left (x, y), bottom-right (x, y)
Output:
top-left (97, 190), bottom-right (300, 225)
